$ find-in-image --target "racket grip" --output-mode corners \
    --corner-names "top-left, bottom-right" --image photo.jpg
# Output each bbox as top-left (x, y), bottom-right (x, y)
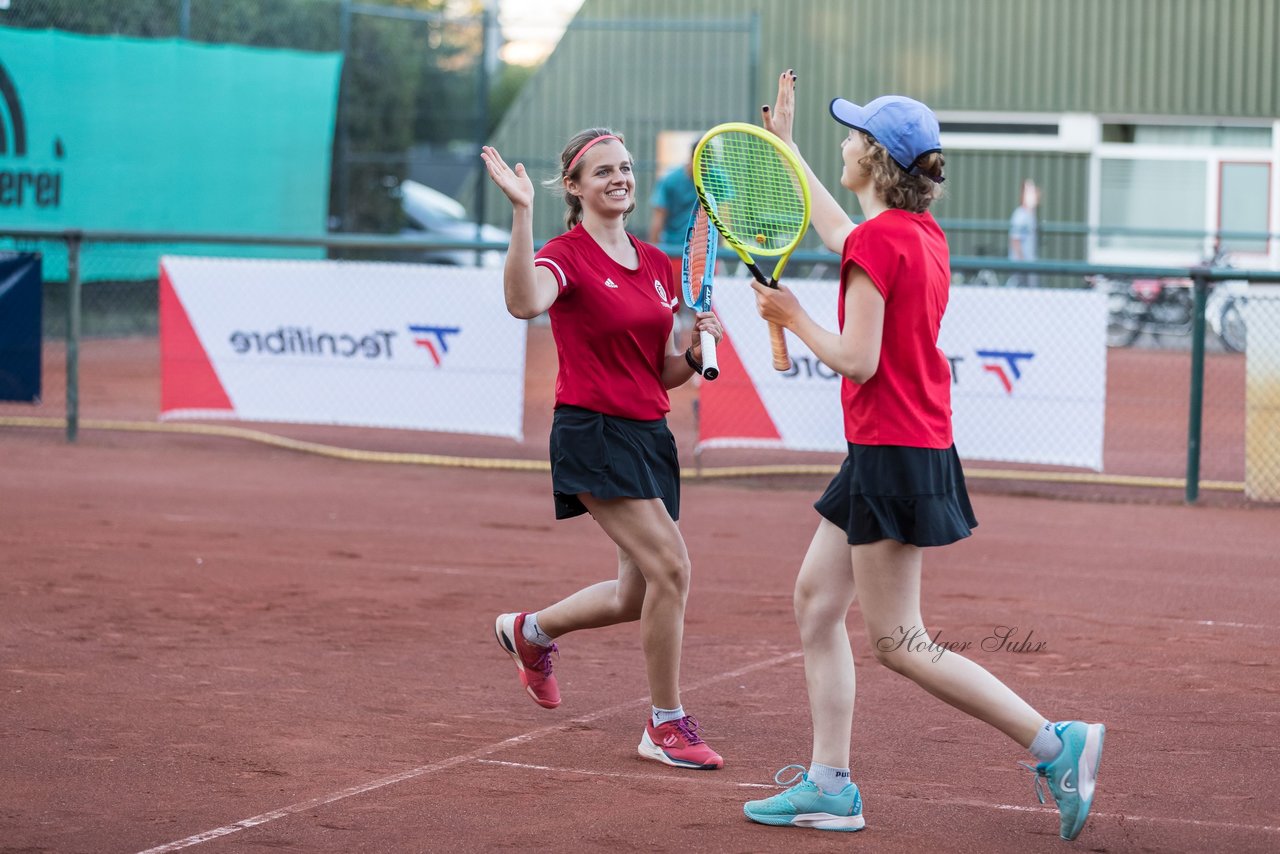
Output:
top-left (699, 328), bottom-right (719, 381)
top-left (768, 322), bottom-right (791, 372)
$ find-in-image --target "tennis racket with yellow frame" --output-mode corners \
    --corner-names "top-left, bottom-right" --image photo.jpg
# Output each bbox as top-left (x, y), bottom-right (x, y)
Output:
top-left (692, 122), bottom-right (812, 372)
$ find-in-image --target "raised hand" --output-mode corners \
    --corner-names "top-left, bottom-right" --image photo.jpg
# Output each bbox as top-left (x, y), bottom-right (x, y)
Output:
top-left (762, 69), bottom-right (798, 149)
top-left (481, 145), bottom-right (534, 210)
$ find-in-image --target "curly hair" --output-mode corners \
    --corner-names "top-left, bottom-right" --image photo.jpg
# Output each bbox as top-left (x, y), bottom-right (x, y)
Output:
top-left (541, 127), bottom-right (636, 230)
top-left (857, 133), bottom-right (945, 213)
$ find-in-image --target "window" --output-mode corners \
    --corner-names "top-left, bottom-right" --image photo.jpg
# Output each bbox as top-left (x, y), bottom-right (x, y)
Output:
top-left (936, 113), bottom-right (1095, 152)
top-left (940, 121), bottom-right (1058, 136)
top-left (1098, 159), bottom-right (1205, 253)
top-left (654, 130), bottom-right (700, 177)
top-left (1093, 121), bottom-right (1277, 264)
top-left (1101, 123), bottom-right (1271, 148)
top-left (1219, 162), bottom-right (1271, 255)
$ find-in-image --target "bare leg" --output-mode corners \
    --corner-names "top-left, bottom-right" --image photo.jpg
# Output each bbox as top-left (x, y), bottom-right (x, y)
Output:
top-left (547, 495), bottom-right (690, 710)
top-left (792, 520), bottom-right (859, 769)
top-left (853, 539), bottom-right (1046, 747)
top-left (534, 545), bottom-right (647, 635)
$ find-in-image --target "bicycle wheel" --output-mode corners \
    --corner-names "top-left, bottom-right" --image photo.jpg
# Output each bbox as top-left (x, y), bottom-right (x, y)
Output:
top-left (1106, 287), bottom-right (1145, 348)
top-left (1218, 297), bottom-right (1247, 353)
top-left (974, 269), bottom-right (1001, 288)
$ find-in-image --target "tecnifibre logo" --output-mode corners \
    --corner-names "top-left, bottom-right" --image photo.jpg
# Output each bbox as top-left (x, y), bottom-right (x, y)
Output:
top-left (977, 349), bottom-right (1035, 394)
top-left (0, 59), bottom-right (64, 209)
top-left (410, 324), bottom-right (461, 367)
top-left (946, 348), bottom-right (1035, 393)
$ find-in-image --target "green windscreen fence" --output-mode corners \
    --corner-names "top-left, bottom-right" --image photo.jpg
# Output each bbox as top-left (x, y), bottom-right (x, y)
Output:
top-left (0, 27), bottom-right (342, 280)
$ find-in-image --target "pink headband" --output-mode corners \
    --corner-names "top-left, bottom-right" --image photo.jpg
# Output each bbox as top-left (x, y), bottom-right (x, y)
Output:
top-left (566, 134), bottom-right (620, 173)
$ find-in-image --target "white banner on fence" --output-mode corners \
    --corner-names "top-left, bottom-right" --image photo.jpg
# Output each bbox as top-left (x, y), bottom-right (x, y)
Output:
top-left (159, 257), bottom-right (526, 439)
top-left (700, 279), bottom-right (1108, 469)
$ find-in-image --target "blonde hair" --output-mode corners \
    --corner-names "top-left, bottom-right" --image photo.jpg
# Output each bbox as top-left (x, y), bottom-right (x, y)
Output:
top-left (541, 127), bottom-right (635, 230)
top-left (857, 133), bottom-right (945, 213)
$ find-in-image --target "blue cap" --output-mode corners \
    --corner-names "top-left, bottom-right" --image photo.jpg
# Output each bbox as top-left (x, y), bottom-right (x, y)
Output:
top-left (829, 95), bottom-right (942, 179)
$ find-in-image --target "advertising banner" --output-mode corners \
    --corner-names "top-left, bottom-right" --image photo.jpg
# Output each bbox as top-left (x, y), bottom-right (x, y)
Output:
top-left (160, 258), bottom-right (526, 439)
top-left (0, 28), bottom-right (341, 279)
top-left (700, 280), bottom-right (1108, 470)
top-left (0, 252), bottom-right (41, 402)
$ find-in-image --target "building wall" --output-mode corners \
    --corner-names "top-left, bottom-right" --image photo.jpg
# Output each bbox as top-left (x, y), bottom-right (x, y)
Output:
top-left (569, 0), bottom-right (1278, 117)
top-left (488, 0), bottom-right (1278, 261)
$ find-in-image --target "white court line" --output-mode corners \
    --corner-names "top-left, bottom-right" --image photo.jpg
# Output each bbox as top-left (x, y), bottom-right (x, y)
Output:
top-left (476, 758), bottom-right (775, 789)
top-left (135, 650), bottom-right (804, 854)
top-left (483, 763), bottom-right (1280, 836)
top-left (980, 802), bottom-right (1279, 834)
top-left (1193, 619), bottom-right (1273, 630)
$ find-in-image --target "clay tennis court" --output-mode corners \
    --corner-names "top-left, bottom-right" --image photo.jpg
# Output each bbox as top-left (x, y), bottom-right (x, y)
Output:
top-left (2, 332), bottom-right (1277, 853)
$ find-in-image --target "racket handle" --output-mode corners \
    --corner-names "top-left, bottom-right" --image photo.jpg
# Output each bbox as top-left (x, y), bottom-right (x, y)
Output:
top-left (699, 328), bottom-right (719, 381)
top-left (768, 322), bottom-right (790, 372)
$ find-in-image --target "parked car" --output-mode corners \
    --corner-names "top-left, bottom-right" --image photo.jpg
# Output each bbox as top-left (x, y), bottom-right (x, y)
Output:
top-left (396, 179), bottom-right (509, 267)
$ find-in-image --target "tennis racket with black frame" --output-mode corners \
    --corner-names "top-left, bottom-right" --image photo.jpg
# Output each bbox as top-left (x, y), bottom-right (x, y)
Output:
top-left (692, 122), bottom-right (811, 372)
top-left (680, 203), bottom-right (720, 380)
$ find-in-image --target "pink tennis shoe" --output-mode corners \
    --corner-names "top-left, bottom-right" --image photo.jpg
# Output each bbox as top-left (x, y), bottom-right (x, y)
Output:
top-left (494, 612), bottom-right (560, 709)
top-left (638, 716), bottom-right (723, 770)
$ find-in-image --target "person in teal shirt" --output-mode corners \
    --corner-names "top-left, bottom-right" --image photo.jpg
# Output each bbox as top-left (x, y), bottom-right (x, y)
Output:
top-left (647, 142), bottom-right (700, 254)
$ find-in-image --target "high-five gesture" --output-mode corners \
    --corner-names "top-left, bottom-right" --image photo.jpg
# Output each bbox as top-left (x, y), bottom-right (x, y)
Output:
top-left (481, 145), bottom-right (534, 210)
top-left (762, 69), bottom-right (798, 150)
top-left (480, 144), bottom-right (555, 318)
top-left (760, 68), bottom-right (853, 252)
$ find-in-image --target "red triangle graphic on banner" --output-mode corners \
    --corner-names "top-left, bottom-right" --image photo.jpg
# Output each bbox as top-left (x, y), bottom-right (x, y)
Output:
top-left (159, 264), bottom-right (233, 414)
top-left (699, 327), bottom-right (781, 442)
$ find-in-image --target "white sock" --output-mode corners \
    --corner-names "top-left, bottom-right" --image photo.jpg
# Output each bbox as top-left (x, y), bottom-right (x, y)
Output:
top-left (651, 705), bottom-right (685, 728)
top-left (808, 762), bottom-right (852, 795)
top-left (521, 612), bottom-right (554, 648)
top-left (1028, 720), bottom-right (1063, 762)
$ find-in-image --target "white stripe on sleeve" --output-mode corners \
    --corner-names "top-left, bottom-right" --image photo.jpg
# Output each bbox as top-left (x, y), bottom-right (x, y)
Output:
top-left (535, 258), bottom-right (568, 291)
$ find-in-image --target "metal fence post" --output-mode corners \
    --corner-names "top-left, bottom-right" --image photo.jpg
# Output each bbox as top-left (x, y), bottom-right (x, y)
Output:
top-left (473, 6), bottom-right (492, 267)
top-left (1184, 269), bottom-right (1210, 503)
top-left (336, 0), bottom-right (353, 231)
top-left (65, 232), bottom-right (82, 443)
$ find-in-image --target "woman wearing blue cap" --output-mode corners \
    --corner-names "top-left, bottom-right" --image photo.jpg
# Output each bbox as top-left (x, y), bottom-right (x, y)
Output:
top-left (741, 71), bottom-right (1105, 842)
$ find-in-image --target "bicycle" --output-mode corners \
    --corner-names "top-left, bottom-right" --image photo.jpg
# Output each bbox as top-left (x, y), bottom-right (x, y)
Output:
top-left (1095, 246), bottom-right (1249, 351)
top-left (1203, 248), bottom-right (1248, 352)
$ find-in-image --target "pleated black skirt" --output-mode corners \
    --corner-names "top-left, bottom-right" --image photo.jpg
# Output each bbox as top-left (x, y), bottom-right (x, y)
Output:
top-left (549, 405), bottom-right (681, 521)
top-left (814, 443), bottom-right (978, 547)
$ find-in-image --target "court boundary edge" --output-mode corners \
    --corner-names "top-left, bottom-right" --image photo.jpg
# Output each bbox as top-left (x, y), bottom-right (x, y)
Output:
top-left (0, 416), bottom-right (1244, 492)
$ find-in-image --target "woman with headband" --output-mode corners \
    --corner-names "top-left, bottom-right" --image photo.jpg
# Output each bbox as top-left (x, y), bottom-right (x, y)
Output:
top-left (481, 129), bottom-right (724, 770)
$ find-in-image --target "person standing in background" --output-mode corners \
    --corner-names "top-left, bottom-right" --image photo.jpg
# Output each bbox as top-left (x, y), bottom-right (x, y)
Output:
top-left (648, 141), bottom-right (701, 260)
top-left (1008, 178), bottom-right (1040, 287)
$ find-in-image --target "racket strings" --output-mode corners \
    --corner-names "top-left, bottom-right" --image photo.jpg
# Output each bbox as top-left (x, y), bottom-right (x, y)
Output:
top-left (696, 133), bottom-right (806, 253)
top-left (687, 214), bottom-right (709, 302)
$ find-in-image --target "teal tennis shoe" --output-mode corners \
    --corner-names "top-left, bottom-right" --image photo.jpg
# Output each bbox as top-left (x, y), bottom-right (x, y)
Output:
top-left (1025, 721), bottom-right (1106, 840)
top-left (743, 765), bottom-right (865, 832)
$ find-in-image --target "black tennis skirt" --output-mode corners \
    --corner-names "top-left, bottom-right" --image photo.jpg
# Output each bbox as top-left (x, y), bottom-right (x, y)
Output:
top-left (814, 443), bottom-right (978, 547)
top-left (549, 405), bottom-right (681, 521)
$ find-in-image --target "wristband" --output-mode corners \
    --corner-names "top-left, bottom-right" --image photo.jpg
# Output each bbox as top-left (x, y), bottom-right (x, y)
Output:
top-left (684, 347), bottom-right (704, 376)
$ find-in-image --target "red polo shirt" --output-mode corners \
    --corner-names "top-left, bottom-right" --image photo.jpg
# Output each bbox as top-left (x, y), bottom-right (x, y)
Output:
top-left (839, 209), bottom-right (954, 448)
top-left (536, 225), bottom-right (680, 420)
